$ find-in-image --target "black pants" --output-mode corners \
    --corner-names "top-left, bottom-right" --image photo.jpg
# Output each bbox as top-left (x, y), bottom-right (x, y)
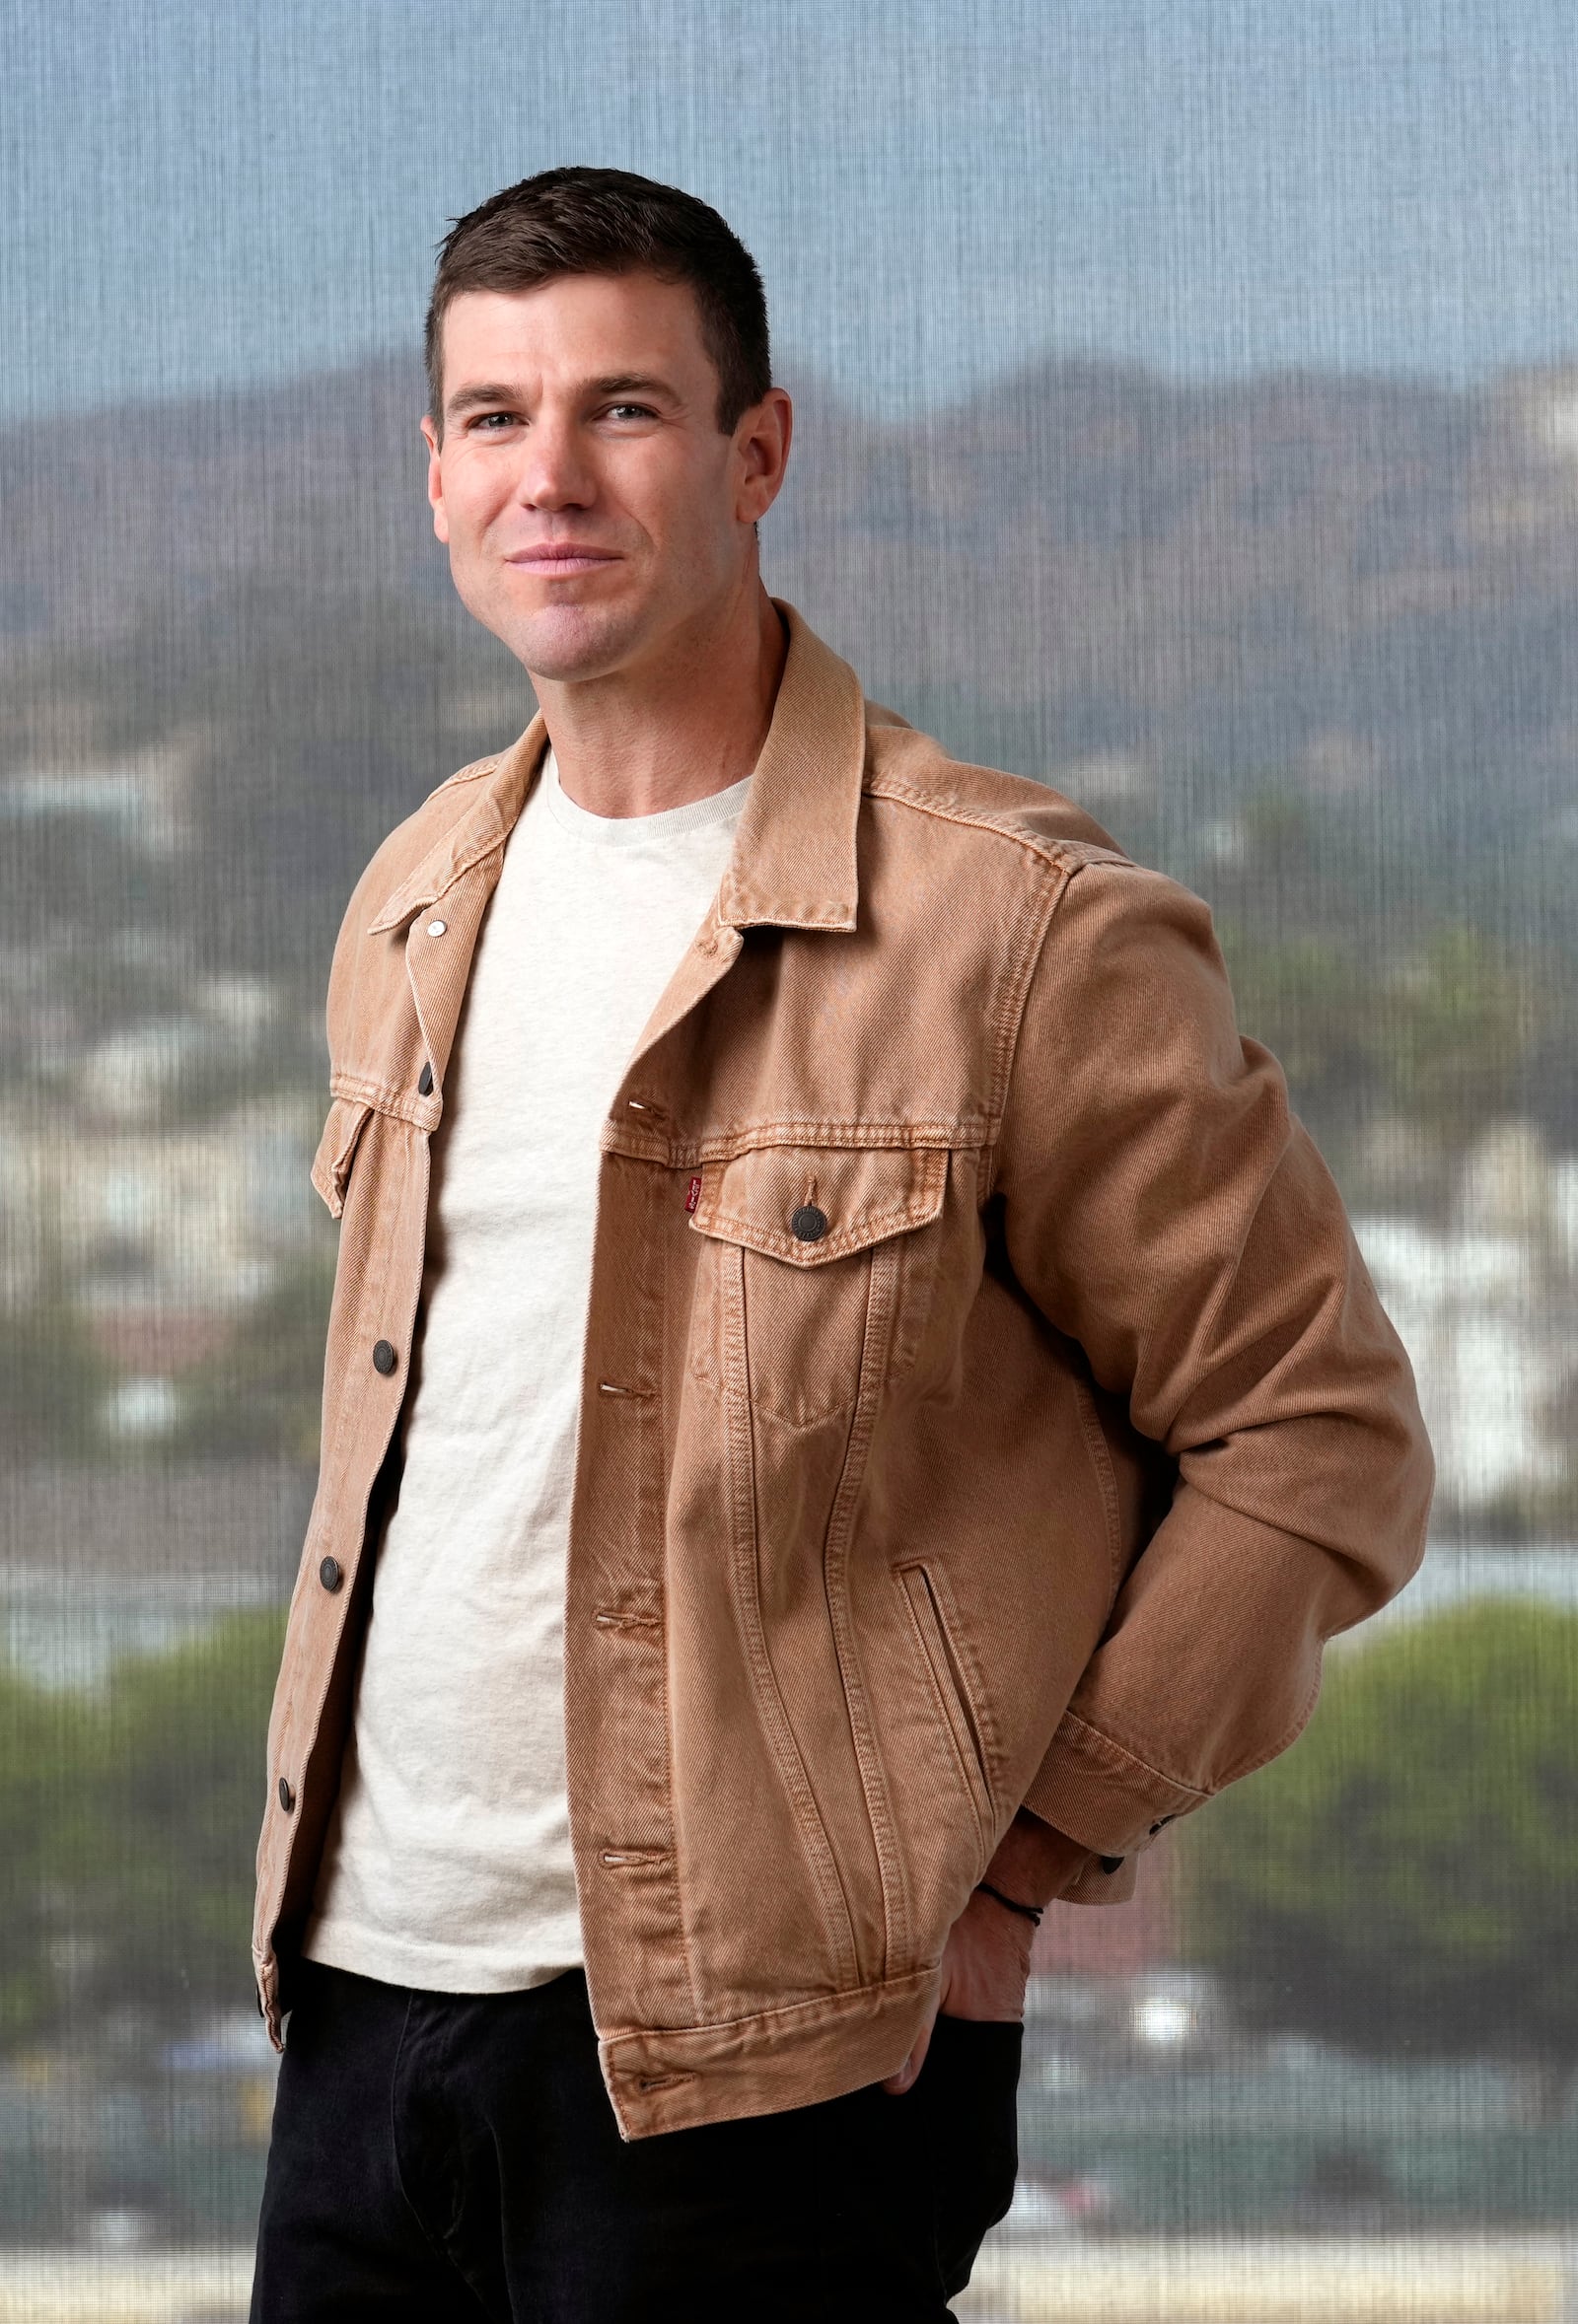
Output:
top-left (250, 1958), bottom-right (1021, 2322)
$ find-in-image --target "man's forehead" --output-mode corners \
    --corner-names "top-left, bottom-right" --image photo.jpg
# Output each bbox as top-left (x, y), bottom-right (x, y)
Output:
top-left (440, 275), bottom-right (706, 382)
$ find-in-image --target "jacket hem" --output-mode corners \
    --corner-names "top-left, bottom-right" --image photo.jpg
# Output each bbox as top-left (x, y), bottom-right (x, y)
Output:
top-left (251, 1945), bottom-right (283, 2055)
top-left (596, 1966), bottom-right (941, 2141)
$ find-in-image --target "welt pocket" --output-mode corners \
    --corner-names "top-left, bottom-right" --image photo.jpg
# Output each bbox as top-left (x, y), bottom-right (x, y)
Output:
top-left (896, 1561), bottom-right (993, 1817)
top-left (310, 1094), bottom-right (374, 1219)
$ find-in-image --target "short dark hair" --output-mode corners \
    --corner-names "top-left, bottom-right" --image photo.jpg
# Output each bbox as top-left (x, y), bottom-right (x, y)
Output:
top-left (425, 167), bottom-right (772, 439)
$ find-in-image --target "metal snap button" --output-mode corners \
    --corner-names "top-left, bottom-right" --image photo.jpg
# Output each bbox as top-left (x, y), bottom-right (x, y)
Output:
top-left (791, 1203), bottom-right (828, 1243)
top-left (426, 918), bottom-right (447, 938)
top-left (372, 1339), bottom-right (397, 1374)
top-left (278, 1777), bottom-right (295, 1812)
top-left (319, 1556), bottom-right (343, 1592)
top-left (417, 1061), bottom-right (434, 1095)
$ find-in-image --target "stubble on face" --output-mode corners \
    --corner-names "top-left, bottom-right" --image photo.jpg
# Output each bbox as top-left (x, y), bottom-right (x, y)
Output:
top-left (423, 276), bottom-right (743, 692)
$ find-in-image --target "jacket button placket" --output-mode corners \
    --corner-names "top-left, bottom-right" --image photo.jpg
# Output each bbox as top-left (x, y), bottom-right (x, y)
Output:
top-left (568, 1146), bottom-right (691, 2033)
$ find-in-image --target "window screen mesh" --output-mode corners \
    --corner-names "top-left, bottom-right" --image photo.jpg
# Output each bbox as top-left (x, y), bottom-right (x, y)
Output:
top-left (5, 3), bottom-right (1577, 2315)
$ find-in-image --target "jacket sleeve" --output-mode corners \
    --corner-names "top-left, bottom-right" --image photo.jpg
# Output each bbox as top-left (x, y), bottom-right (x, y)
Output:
top-left (994, 855), bottom-right (1434, 1869)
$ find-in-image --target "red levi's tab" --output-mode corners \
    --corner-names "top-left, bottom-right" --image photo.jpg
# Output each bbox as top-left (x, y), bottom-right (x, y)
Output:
top-left (685, 1175), bottom-right (703, 1215)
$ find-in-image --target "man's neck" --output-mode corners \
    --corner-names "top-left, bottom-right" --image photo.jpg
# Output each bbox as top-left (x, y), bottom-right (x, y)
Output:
top-left (534, 584), bottom-right (789, 820)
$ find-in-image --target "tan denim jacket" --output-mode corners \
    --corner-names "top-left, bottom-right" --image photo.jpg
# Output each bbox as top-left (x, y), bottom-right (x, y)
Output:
top-left (252, 602), bottom-right (1433, 2138)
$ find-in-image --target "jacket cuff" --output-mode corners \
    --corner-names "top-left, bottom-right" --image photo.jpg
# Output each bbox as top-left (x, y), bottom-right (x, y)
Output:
top-left (1022, 1708), bottom-right (1210, 1859)
top-left (1057, 1848), bottom-right (1139, 1907)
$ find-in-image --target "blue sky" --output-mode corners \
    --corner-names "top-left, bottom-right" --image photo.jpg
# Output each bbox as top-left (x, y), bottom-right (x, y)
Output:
top-left (7, 0), bottom-right (1578, 420)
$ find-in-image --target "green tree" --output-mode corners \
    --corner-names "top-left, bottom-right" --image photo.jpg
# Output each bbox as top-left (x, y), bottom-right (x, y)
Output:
top-left (1213, 924), bottom-right (1375, 1132)
top-left (78, 1606), bottom-right (286, 2026)
top-left (1181, 1600), bottom-right (1578, 2117)
top-left (0, 1609), bottom-right (286, 2052)
top-left (1378, 927), bottom-right (1541, 1156)
top-left (0, 1667), bottom-right (99, 2048)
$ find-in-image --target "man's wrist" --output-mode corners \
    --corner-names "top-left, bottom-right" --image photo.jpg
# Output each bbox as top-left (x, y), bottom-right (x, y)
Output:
top-left (984, 1806), bottom-right (1095, 1910)
top-left (974, 1879), bottom-right (1044, 1928)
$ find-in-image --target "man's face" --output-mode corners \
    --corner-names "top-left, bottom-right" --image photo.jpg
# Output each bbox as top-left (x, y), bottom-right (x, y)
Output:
top-left (421, 272), bottom-right (787, 685)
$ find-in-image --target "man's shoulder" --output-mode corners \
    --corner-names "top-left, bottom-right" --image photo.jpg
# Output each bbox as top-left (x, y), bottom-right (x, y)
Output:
top-left (426, 747), bottom-right (514, 800)
top-left (336, 743), bottom-right (522, 939)
top-left (378, 744), bottom-right (513, 866)
top-left (861, 714), bottom-right (1131, 880)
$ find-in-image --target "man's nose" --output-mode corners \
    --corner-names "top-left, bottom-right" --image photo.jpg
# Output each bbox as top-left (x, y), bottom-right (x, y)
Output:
top-left (516, 419), bottom-right (595, 511)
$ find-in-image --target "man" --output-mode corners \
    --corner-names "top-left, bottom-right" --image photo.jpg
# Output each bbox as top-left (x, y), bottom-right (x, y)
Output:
top-left (249, 168), bottom-right (1433, 2321)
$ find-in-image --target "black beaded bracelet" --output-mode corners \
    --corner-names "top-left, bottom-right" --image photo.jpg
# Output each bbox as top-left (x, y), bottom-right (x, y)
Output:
top-left (975, 1880), bottom-right (1044, 1928)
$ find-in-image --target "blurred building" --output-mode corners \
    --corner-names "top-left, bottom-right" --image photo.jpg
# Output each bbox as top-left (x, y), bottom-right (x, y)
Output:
top-left (1355, 1118), bottom-right (1578, 1518)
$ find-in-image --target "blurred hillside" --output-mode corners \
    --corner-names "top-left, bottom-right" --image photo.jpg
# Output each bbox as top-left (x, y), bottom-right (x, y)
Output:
top-left (7, 350), bottom-right (1578, 970)
top-left (3, 354), bottom-right (1578, 1518)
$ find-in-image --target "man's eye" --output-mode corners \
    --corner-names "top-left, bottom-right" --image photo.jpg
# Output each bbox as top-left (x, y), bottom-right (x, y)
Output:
top-left (606, 404), bottom-right (656, 422)
top-left (471, 412), bottom-right (516, 431)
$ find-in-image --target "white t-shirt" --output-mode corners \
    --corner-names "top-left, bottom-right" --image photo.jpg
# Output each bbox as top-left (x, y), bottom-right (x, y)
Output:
top-left (302, 746), bottom-right (751, 1992)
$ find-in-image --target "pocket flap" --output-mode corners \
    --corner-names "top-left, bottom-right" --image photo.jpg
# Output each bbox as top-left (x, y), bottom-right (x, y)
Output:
top-left (310, 1094), bottom-right (373, 1218)
top-left (690, 1144), bottom-right (947, 1267)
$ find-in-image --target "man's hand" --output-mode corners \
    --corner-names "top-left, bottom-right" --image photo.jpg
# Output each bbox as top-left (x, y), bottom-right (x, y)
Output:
top-left (882, 1813), bottom-right (1093, 2095)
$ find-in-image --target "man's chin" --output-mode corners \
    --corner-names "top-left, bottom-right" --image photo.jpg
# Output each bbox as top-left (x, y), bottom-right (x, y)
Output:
top-left (506, 602), bottom-right (647, 687)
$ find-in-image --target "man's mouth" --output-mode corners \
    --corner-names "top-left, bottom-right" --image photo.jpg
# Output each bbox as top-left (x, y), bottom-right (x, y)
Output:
top-left (506, 546), bottom-right (620, 576)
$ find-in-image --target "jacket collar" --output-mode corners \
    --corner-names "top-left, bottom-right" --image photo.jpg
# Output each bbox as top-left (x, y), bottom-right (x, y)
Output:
top-left (365, 723), bottom-right (546, 936)
top-left (367, 599), bottom-right (866, 938)
top-left (716, 599), bottom-right (864, 934)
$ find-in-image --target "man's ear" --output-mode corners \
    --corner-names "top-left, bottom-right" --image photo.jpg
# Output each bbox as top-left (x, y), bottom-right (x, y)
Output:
top-left (419, 415), bottom-right (450, 545)
top-left (735, 387), bottom-right (792, 528)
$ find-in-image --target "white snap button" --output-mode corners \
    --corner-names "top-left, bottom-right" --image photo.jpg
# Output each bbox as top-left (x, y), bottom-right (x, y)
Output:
top-left (426, 918), bottom-right (448, 938)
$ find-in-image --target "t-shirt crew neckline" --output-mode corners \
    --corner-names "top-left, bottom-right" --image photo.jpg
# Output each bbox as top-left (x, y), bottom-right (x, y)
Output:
top-left (540, 746), bottom-right (753, 848)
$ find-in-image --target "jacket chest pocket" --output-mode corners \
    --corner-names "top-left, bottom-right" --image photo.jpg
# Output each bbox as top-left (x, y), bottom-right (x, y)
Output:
top-left (686, 1143), bottom-right (949, 1428)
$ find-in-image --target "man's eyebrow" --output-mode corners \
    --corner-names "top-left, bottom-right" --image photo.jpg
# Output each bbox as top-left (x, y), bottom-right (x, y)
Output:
top-left (444, 373), bottom-right (681, 421)
top-left (445, 383), bottom-right (525, 421)
top-left (585, 372), bottom-right (680, 402)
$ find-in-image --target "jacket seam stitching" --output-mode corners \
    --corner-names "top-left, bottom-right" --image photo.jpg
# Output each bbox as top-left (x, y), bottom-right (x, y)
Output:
top-left (697, 1208), bottom-right (935, 1257)
top-left (1068, 1374), bottom-right (1124, 1597)
top-left (643, 1159), bottom-right (702, 2024)
top-left (976, 854), bottom-right (1141, 1212)
top-left (696, 1166), bottom-right (945, 1261)
top-left (823, 1243), bottom-right (913, 1977)
top-left (602, 1121), bottom-right (991, 1167)
top-left (988, 867), bottom-right (1069, 1128)
top-left (598, 1962), bottom-right (939, 2048)
top-left (368, 733), bottom-right (547, 927)
top-left (368, 821), bottom-right (511, 931)
top-left (979, 850), bottom-right (1092, 1144)
top-left (355, 757), bottom-right (520, 933)
top-left (1055, 1707), bottom-right (1215, 1805)
top-left (897, 1569), bottom-right (994, 1857)
top-left (718, 1244), bottom-right (862, 1987)
top-left (860, 771), bottom-right (1129, 880)
top-left (426, 752), bottom-right (502, 795)
top-left (328, 1068), bottom-right (435, 1128)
